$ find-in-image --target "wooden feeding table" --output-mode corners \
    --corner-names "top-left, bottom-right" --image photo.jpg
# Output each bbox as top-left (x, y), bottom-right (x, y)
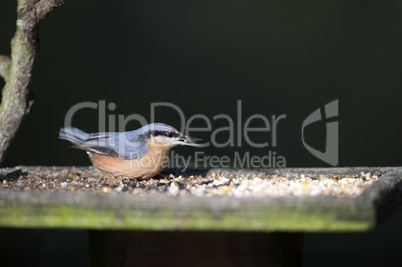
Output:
top-left (0, 166), bottom-right (401, 266)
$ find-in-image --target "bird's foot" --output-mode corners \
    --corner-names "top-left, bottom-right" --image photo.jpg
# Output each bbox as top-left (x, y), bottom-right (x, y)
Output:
top-left (154, 173), bottom-right (166, 180)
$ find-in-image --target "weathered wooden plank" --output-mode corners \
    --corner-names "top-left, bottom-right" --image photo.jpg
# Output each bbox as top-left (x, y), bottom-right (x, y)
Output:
top-left (0, 167), bottom-right (400, 231)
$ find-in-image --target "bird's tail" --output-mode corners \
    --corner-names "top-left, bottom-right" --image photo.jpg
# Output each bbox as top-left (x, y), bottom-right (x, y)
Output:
top-left (59, 127), bottom-right (90, 145)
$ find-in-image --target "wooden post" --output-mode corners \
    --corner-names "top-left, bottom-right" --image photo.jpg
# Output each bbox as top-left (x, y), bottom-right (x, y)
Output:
top-left (89, 230), bottom-right (303, 267)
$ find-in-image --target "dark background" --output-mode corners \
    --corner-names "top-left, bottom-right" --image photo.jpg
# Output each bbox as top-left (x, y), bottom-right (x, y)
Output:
top-left (0, 0), bottom-right (401, 266)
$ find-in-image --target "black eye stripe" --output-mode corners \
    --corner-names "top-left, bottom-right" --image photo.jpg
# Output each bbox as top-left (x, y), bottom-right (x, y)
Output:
top-left (150, 130), bottom-right (180, 138)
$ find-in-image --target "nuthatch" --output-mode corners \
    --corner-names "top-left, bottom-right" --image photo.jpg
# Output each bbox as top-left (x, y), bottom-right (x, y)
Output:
top-left (59, 123), bottom-right (201, 179)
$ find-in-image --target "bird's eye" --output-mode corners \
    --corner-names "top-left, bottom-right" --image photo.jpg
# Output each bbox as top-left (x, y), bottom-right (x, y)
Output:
top-left (165, 132), bottom-right (173, 138)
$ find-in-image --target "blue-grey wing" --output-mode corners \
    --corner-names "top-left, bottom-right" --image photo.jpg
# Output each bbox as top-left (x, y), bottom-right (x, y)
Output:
top-left (60, 127), bottom-right (149, 160)
top-left (72, 134), bottom-right (120, 157)
top-left (110, 132), bottom-right (150, 160)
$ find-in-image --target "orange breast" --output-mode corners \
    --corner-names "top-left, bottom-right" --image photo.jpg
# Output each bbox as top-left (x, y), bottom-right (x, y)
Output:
top-left (88, 141), bottom-right (171, 179)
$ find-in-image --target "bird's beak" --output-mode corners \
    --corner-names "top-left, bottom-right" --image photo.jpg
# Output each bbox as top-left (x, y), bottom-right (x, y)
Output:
top-left (179, 135), bottom-right (203, 146)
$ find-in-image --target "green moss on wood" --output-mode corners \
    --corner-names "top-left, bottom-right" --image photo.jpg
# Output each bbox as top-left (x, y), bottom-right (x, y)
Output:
top-left (0, 200), bottom-right (374, 231)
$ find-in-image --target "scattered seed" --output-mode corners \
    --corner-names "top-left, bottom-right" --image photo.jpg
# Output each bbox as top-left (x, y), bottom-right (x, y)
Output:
top-left (0, 167), bottom-right (386, 197)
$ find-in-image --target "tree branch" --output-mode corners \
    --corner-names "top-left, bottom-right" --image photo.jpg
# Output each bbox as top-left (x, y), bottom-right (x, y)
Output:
top-left (0, 0), bottom-right (66, 164)
top-left (0, 55), bottom-right (11, 82)
top-left (35, 0), bottom-right (65, 21)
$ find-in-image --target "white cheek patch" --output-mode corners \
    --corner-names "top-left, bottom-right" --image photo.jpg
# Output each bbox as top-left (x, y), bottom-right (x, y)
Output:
top-left (151, 136), bottom-right (175, 146)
